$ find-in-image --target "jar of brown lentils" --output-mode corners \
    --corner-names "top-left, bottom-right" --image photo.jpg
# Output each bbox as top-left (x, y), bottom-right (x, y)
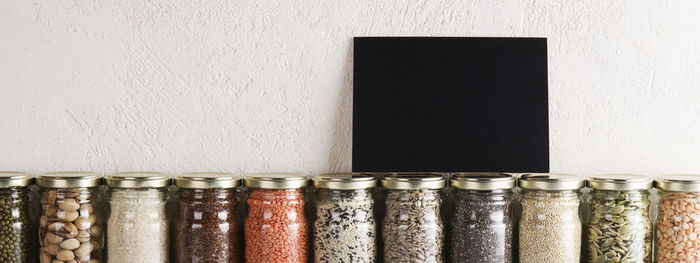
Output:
top-left (174, 172), bottom-right (241, 263)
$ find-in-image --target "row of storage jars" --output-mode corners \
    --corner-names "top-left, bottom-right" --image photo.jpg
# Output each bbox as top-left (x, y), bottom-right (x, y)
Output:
top-left (1, 172), bottom-right (700, 263)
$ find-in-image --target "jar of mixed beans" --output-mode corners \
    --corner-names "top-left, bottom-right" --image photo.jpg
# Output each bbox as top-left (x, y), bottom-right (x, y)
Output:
top-left (244, 173), bottom-right (309, 263)
top-left (312, 173), bottom-right (377, 263)
top-left (518, 173), bottom-right (584, 263)
top-left (382, 174), bottom-right (446, 263)
top-left (105, 172), bottom-right (171, 263)
top-left (585, 174), bottom-right (653, 263)
top-left (450, 173), bottom-right (516, 263)
top-left (174, 172), bottom-right (241, 263)
top-left (0, 172), bottom-right (33, 262)
top-left (655, 175), bottom-right (700, 263)
top-left (37, 172), bottom-right (103, 263)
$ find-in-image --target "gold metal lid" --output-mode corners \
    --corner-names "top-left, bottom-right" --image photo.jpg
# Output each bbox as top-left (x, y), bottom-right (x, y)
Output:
top-left (0, 171), bottom-right (33, 188)
top-left (105, 171), bottom-right (171, 188)
top-left (244, 173), bottom-right (308, 189)
top-left (451, 173), bottom-right (515, 190)
top-left (37, 171), bottom-right (102, 188)
top-left (313, 173), bottom-right (377, 190)
top-left (655, 174), bottom-right (700, 192)
top-left (587, 174), bottom-right (652, 190)
top-left (519, 173), bottom-right (583, 191)
top-left (175, 172), bottom-right (240, 189)
top-left (381, 173), bottom-right (446, 190)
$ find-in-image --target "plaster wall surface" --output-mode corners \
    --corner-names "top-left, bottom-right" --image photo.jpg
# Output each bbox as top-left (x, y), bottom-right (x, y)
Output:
top-left (1, 0), bottom-right (699, 177)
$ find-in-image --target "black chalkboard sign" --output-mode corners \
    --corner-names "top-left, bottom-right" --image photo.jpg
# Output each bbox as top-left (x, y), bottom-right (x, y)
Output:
top-left (352, 37), bottom-right (549, 173)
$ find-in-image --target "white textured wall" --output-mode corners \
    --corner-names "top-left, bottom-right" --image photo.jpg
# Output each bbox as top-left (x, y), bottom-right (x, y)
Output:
top-left (1, 0), bottom-right (699, 177)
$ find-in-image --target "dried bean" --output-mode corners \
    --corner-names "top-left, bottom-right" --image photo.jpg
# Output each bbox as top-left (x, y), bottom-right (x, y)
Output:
top-left (656, 191), bottom-right (700, 263)
top-left (0, 188), bottom-right (31, 262)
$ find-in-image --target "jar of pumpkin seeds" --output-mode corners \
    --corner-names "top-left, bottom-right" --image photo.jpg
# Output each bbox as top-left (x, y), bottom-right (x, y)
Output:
top-left (585, 174), bottom-right (652, 263)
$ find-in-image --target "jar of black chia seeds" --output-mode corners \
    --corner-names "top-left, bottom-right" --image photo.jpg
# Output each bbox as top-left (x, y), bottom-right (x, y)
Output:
top-left (0, 172), bottom-right (33, 263)
top-left (450, 173), bottom-right (516, 263)
top-left (382, 174), bottom-right (446, 263)
top-left (312, 173), bottom-right (377, 263)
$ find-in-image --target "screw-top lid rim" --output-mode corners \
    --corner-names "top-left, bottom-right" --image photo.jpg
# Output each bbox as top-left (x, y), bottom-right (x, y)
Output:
top-left (381, 173), bottom-right (446, 190)
top-left (244, 172), bottom-right (308, 189)
top-left (451, 173), bottom-right (515, 190)
top-left (587, 174), bottom-right (652, 190)
top-left (313, 173), bottom-right (377, 190)
top-left (0, 171), bottom-right (33, 188)
top-left (519, 173), bottom-right (583, 191)
top-left (656, 174), bottom-right (700, 192)
top-left (105, 171), bottom-right (171, 188)
top-left (37, 171), bottom-right (102, 188)
top-left (175, 172), bottom-right (240, 189)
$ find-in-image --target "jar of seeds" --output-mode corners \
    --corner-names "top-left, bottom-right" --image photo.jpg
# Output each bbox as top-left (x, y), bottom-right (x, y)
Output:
top-left (450, 173), bottom-right (515, 263)
top-left (244, 173), bottom-right (309, 263)
top-left (0, 172), bottom-right (33, 263)
top-left (655, 175), bottom-right (700, 263)
top-left (105, 172), bottom-right (171, 263)
top-left (382, 174), bottom-right (446, 263)
top-left (519, 173), bottom-right (584, 263)
top-left (312, 173), bottom-right (377, 263)
top-left (174, 172), bottom-right (241, 263)
top-left (37, 172), bottom-right (103, 263)
top-left (586, 174), bottom-right (653, 263)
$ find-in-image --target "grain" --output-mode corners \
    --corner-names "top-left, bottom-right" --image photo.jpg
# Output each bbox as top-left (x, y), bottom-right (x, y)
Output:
top-left (656, 191), bottom-right (700, 263)
top-left (245, 188), bottom-right (307, 262)
top-left (313, 189), bottom-right (375, 263)
top-left (107, 188), bottom-right (169, 263)
top-left (451, 190), bottom-right (513, 263)
top-left (175, 188), bottom-right (240, 263)
top-left (519, 190), bottom-right (581, 263)
top-left (383, 189), bottom-right (444, 263)
top-left (0, 188), bottom-right (30, 262)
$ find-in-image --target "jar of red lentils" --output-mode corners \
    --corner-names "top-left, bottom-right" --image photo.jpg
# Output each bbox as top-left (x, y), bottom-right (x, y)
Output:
top-left (244, 173), bottom-right (309, 263)
top-left (655, 175), bottom-right (700, 263)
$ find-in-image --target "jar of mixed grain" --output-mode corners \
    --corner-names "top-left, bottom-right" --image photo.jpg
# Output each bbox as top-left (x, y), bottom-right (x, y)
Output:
top-left (37, 172), bottom-right (103, 263)
top-left (655, 175), bottom-right (700, 263)
top-left (518, 173), bottom-right (584, 263)
top-left (382, 174), bottom-right (446, 263)
top-left (312, 173), bottom-right (377, 263)
top-left (450, 173), bottom-right (516, 263)
top-left (174, 172), bottom-right (241, 263)
top-left (585, 174), bottom-right (653, 263)
top-left (244, 173), bottom-right (309, 263)
top-left (0, 172), bottom-right (33, 262)
top-left (105, 172), bottom-right (171, 263)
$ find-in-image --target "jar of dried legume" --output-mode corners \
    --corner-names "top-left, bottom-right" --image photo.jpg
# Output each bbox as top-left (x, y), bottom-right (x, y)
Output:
top-left (382, 174), bottom-right (445, 263)
top-left (244, 173), bottom-right (309, 263)
top-left (37, 172), bottom-right (104, 263)
top-left (0, 172), bottom-right (33, 263)
top-left (174, 172), bottom-right (241, 263)
top-left (655, 175), bottom-right (700, 263)
top-left (519, 173), bottom-right (584, 263)
top-left (312, 173), bottom-right (377, 263)
top-left (450, 173), bottom-right (515, 263)
top-left (105, 172), bottom-right (171, 263)
top-left (585, 174), bottom-right (652, 263)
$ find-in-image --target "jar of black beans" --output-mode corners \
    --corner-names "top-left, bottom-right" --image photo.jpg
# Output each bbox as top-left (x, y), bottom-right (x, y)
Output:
top-left (0, 172), bottom-right (32, 263)
top-left (450, 173), bottom-right (516, 263)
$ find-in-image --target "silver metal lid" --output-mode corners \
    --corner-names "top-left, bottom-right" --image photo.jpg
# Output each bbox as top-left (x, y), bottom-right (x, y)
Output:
top-left (382, 173), bottom-right (446, 190)
top-left (451, 173), bottom-right (515, 190)
top-left (105, 171), bottom-right (171, 188)
top-left (175, 172), bottom-right (240, 189)
top-left (313, 173), bottom-right (377, 190)
top-left (0, 171), bottom-right (33, 188)
top-left (587, 174), bottom-right (652, 190)
top-left (656, 174), bottom-right (700, 192)
top-left (244, 173), bottom-right (308, 189)
top-left (519, 173), bottom-right (584, 191)
top-left (37, 171), bottom-right (102, 188)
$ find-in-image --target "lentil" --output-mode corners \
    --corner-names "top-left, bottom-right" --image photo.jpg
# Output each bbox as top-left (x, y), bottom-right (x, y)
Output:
top-left (313, 189), bottom-right (375, 262)
top-left (245, 188), bottom-right (307, 262)
top-left (383, 189), bottom-right (444, 262)
top-left (0, 188), bottom-right (31, 262)
top-left (175, 188), bottom-right (240, 262)
top-left (656, 191), bottom-right (700, 262)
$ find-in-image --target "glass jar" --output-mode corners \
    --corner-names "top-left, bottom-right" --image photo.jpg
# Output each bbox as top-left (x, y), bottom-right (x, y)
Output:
top-left (37, 172), bottom-right (103, 263)
top-left (382, 174), bottom-right (446, 263)
top-left (0, 172), bottom-right (33, 262)
top-left (518, 173), bottom-right (584, 263)
top-left (174, 172), bottom-right (241, 263)
top-left (450, 173), bottom-right (515, 263)
top-left (105, 172), bottom-right (170, 263)
top-left (244, 173), bottom-right (309, 263)
top-left (312, 173), bottom-right (377, 263)
top-left (655, 175), bottom-right (700, 263)
top-left (586, 174), bottom-right (653, 263)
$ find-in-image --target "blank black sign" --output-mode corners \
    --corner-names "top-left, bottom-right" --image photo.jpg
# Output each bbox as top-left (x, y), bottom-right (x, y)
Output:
top-left (352, 37), bottom-right (549, 173)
